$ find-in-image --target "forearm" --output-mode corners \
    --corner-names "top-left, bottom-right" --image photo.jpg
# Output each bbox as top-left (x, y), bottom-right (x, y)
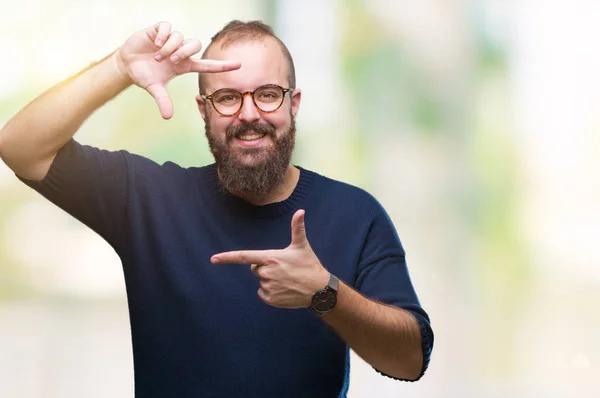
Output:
top-left (321, 281), bottom-right (423, 380)
top-left (0, 50), bottom-right (131, 180)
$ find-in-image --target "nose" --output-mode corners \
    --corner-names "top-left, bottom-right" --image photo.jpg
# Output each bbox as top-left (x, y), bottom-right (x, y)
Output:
top-left (237, 92), bottom-right (260, 123)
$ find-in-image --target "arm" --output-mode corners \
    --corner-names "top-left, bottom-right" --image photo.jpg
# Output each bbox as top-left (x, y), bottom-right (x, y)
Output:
top-left (1, 22), bottom-right (242, 251)
top-left (211, 209), bottom-right (433, 380)
top-left (0, 21), bottom-right (241, 181)
top-left (0, 52), bottom-right (131, 180)
top-left (320, 280), bottom-right (423, 380)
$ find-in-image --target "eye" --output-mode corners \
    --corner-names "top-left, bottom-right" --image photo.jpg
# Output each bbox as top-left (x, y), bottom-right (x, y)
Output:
top-left (260, 92), bottom-right (276, 99)
top-left (214, 91), bottom-right (240, 104)
top-left (256, 89), bottom-right (281, 101)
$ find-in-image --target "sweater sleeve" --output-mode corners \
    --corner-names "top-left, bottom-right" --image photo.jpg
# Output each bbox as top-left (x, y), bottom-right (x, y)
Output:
top-left (354, 201), bottom-right (434, 382)
top-left (16, 139), bottom-right (130, 253)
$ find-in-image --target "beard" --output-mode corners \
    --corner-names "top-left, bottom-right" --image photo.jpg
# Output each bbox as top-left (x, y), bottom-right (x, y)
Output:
top-left (204, 111), bottom-right (296, 199)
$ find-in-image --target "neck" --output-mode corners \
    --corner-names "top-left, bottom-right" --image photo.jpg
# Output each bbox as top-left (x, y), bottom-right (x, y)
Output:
top-left (223, 165), bottom-right (300, 206)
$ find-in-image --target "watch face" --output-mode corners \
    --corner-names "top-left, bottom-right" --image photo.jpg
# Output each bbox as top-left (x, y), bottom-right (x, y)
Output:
top-left (312, 290), bottom-right (337, 312)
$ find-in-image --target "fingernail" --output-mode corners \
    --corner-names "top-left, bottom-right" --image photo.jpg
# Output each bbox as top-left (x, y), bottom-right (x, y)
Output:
top-left (170, 54), bottom-right (179, 64)
top-left (155, 39), bottom-right (163, 47)
top-left (211, 256), bottom-right (219, 263)
top-left (155, 53), bottom-right (162, 61)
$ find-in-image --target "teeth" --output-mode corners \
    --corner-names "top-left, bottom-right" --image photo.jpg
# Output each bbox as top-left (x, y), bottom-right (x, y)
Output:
top-left (238, 133), bottom-right (266, 141)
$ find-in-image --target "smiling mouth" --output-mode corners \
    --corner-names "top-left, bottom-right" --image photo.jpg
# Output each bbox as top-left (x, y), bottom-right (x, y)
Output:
top-left (236, 132), bottom-right (267, 141)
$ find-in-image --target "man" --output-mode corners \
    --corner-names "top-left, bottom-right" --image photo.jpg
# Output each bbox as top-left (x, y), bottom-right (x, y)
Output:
top-left (0, 20), bottom-right (433, 397)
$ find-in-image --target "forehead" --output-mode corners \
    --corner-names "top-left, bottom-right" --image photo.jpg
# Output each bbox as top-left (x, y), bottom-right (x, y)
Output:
top-left (203, 37), bottom-right (288, 92)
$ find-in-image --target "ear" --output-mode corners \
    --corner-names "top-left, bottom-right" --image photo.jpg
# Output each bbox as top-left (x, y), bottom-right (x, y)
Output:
top-left (196, 95), bottom-right (207, 120)
top-left (290, 88), bottom-right (302, 117)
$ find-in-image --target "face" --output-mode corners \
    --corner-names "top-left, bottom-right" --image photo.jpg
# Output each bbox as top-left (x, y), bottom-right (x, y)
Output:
top-left (196, 38), bottom-right (302, 199)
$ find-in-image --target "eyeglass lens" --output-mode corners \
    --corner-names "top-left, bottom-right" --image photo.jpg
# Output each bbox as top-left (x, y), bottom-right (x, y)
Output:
top-left (212, 86), bottom-right (284, 115)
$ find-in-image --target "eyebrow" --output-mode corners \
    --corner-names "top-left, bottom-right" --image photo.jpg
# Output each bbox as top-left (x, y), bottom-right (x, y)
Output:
top-left (209, 83), bottom-right (283, 93)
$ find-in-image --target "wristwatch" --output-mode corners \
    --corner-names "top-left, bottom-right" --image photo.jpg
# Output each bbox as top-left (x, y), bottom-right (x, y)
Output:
top-left (310, 273), bottom-right (339, 315)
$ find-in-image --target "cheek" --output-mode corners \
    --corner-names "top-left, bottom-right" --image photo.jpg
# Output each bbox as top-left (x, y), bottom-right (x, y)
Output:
top-left (209, 115), bottom-right (233, 136)
top-left (265, 112), bottom-right (291, 134)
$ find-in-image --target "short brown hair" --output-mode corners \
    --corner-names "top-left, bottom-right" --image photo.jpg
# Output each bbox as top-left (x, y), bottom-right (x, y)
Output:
top-left (198, 20), bottom-right (296, 93)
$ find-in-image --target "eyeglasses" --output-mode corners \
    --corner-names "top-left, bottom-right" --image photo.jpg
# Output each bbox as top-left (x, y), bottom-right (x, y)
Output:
top-left (201, 84), bottom-right (293, 116)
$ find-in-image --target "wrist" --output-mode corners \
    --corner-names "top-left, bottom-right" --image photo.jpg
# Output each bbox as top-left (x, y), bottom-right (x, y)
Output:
top-left (309, 272), bottom-right (339, 315)
top-left (110, 50), bottom-right (133, 89)
top-left (304, 268), bottom-right (329, 307)
top-left (312, 268), bottom-right (330, 293)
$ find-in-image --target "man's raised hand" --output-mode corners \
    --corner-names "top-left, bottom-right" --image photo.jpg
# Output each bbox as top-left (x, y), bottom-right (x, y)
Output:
top-left (115, 21), bottom-right (241, 119)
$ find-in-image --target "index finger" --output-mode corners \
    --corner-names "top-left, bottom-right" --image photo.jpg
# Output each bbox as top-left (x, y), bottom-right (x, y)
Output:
top-left (190, 59), bottom-right (241, 73)
top-left (211, 250), bottom-right (271, 265)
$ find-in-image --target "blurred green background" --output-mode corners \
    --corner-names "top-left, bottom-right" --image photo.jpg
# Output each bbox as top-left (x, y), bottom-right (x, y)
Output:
top-left (1, 0), bottom-right (599, 397)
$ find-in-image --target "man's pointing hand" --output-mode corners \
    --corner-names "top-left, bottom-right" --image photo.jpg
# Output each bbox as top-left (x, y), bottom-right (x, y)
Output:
top-left (211, 210), bottom-right (330, 309)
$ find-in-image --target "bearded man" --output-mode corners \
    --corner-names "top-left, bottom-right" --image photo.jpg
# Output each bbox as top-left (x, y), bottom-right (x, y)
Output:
top-left (0, 20), bottom-right (433, 398)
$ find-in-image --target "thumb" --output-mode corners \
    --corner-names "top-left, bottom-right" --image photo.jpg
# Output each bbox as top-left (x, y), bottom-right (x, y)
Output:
top-left (290, 209), bottom-right (307, 246)
top-left (146, 83), bottom-right (173, 119)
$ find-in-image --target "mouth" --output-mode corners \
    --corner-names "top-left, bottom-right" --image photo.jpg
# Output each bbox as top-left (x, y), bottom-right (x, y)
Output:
top-left (236, 131), bottom-right (267, 141)
top-left (232, 131), bottom-right (269, 147)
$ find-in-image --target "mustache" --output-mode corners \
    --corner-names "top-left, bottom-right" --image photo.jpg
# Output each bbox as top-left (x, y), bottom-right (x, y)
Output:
top-left (226, 123), bottom-right (276, 140)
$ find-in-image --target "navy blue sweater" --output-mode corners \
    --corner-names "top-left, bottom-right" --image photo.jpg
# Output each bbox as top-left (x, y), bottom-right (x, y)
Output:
top-left (19, 139), bottom-right (433, 397)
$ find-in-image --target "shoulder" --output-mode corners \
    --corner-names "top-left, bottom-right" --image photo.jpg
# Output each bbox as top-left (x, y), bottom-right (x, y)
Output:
top-left (301, 167), bottom-right (404, 252)
top-left (126, 154), bottom-right (204, 181)
top-left (300, 166), bottom-right (388, 216)
top-left (106, 150), bottom-right (215, 196)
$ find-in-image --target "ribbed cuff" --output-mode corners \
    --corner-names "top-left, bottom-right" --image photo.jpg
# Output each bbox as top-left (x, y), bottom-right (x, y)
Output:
top-left (374, 311), bottom-right (434, 382)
